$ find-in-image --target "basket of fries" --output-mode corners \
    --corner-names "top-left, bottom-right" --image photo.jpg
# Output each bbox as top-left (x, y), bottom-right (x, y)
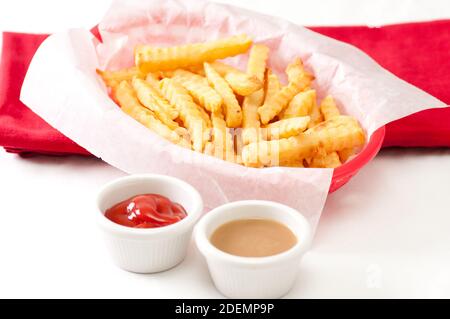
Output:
top-left (97, 34), bottom-right (386, 193)
top-left (20, 0), bottom-right (443, 227)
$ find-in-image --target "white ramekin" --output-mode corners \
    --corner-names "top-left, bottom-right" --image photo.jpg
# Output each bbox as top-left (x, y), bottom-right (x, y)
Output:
top-left (195, 200), bottom-right (312, 299)
top-left (96, 174), bottom-right (203, 273)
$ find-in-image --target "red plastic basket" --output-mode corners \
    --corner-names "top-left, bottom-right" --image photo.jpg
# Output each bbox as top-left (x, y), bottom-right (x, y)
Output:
top-left (329, 126), bottom-right (386, 193)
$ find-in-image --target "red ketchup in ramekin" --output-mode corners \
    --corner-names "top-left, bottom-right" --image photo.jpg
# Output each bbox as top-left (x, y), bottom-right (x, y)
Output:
top-left (104, 194), bottom-right (187, 228)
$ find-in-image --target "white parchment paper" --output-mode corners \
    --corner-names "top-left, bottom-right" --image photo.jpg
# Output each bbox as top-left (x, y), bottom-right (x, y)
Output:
top-left (20, 0), bottom-right (445, 229)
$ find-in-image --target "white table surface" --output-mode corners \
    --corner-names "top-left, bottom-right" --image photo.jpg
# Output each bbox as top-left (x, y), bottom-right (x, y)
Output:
top-left (1, 0), bottom-right (450, 299)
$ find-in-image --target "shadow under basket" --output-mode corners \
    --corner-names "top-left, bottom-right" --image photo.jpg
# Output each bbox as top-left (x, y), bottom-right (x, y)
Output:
top-left (330, 126), bottom-right (386, 193)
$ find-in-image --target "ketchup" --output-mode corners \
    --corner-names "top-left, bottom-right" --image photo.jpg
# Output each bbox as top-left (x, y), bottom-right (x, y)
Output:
top-left (104, 194), bottom-right (187, 228)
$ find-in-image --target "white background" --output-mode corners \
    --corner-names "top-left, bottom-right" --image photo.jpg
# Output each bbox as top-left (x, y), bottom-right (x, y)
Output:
top-left (1, 0), bottom-right (450, 298)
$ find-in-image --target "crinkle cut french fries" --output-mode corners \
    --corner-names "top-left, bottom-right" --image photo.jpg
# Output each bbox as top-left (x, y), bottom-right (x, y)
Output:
top-left (97, 34), bottom-right (366, 169)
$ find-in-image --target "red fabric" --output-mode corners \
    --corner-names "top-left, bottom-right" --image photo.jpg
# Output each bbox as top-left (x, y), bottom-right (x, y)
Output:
top-left (310, 20), bottom-right (450, 147)
top-left (0, 32), bottom-right (90, 156)
top-left (0, 20), bottom-right (449, 156)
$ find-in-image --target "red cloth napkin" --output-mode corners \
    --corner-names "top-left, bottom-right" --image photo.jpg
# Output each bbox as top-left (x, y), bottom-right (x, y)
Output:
top-left (310, 20), bottom-right (450, 147)
top-left (1, 20), bottom-right (449, 156)
top-left (0, 32), bottom-right (90, 156)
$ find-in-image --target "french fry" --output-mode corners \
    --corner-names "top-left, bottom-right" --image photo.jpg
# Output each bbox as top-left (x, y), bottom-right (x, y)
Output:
top-left (211, 113), bottom-right (235, 162)
top-left (258, 58), bottom-right (314, 125)
top-left (242, 91), bottom-right (264, 144)
top-left (114, 81), bottom-right (142, 113)
top-left (210, 61), bottom-right (243, 75)
top-left (258, 81), bottom-right (302, 125)
top-left (160, 78), bottom-right (210, 152)
top-left (204, 62), bottom-right (242, 128)
top-left (203, 141), bottom-right (215, 156)
top-left (145, 72), bottom-right (162, 88)
top-left (266, 116), bottom-right (310, 139)
top-left (242, 45), bottom-right (269, 145)
top-left (316, 95), bottom-right (342, 163)
top-left (161, 73), bottom-right (212, 127)
top-left (242, 116), bottom-right (365, 167)
top-left (197, 102), bottom-right (213, 128)
top-left (310, 149), bottom-right (341, 168)
top-left (136, 34), bottom-right (252, 72)
top-left (143, 74), bottom-right (179, 120)
top-left (114, 81), bottom-right (188, 148)
top-left (131, 77), bottom-right (178, 120)
top-left (242, 134), bottom-right (317, 167)
top-left (224, 72), bottom-right (262, 96)
top-left (284, 160), bottom-right (305, 168)
top-left (132, 78), bottom-right (180, 130)
top-left (320, 95), bottom-right (340, 121)
top-left (184, 65), bottom-right (205, 76)
top-left (97, 67), bottom-right (144, 88)
top-left (233, 129), bottom-right (244, 165)
top-left (337, 147), bottom-right (355, 163)
top-left (286, 58), bottom-right (314, 89)
top-left (308, 87), bottom-right (341, 130)
top-left (171, 69), bottom-right (222, 113)
top-left (211, 61), bottom-right (262, 96)
top-left (263, 70), bottom-right (281, 105)
top-left (246, 44), bottom-right (270, 81)
top-left (322, 115), bottom-right (361, 163)
top-left (308, 103), bottom-right (324, 128)
top-left (287, 59), bottom-right (316, 123)
top-left (280, 89), bottom-right (316, 119)
top-left (305, 116), bottom-right (365, 153)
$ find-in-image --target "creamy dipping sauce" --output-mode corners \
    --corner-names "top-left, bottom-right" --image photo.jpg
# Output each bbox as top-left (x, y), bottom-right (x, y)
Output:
top-left (210, 219), bottom-right (297, 257)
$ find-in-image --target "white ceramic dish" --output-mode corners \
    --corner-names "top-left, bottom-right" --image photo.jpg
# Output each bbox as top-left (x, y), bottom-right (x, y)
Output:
top-left (97, 174), bottom-right (203, 273)
top-left (195, 200), bottom-right (312, 299)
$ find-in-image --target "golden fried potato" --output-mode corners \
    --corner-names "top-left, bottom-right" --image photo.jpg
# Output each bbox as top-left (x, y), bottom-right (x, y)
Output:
top-left (258, 58), bottom-right (315, 124)
top-left (242, 134), bottom-right (316, 167)
top-left (286, 58), bottom-right (314, 89)
top-left (283, 159), bottom-right (305, 168)
top-left (210, 61), bottom-right (262, 96)
top-left (316, 97), bottom-right (342, 169)
top-left (204, 62), bottom-right (242, 128)
top-left (242, 116), bottom-right (365, 167)
top-left (97, 67), bottom-right (144, 88)
top-left (338, 148), bottom-right (355, 163)
top-left (114, 81), bottom-right (188, 148)
top-left (170, 69), bottom-right (222, 113)
top-left (246, 45), bottom-right (270, 81)
top-left (320, 95), bottom-right (340, 121)
top-left (258, 81), bottom-right (302, 125)
top-left (242, 91), bottom-right (264, 145)
top-left (242, 45), bottom-right (269, 145)
top-left (263, 70), bottom-right (281, 105)
top-left (209, 61), bottom-right (240, 75)
top-left (184, 65), bottom-right (206, 76)
top-left (203, 141), bottom-right (215, 156)
top-left (159, 78), bottom-right (210, 152)
top-left (223, 72), bottom-right (262, 96)
top-left (211, 113), bottom-right (235, 162)
top-left (280, 89), bottom-right (316, 119)
top-left (136, 34), bottom-right (252, 73)
top-left (266, 116), bottom-right (310, 139)
top-left (310, 150), bottom-right (341, 168)
top-left (308, 103), bottom-right (324, 129)
top-left (197, 102), bottom-right (213, 128)
top-left (132, 78), bottom-right (180, 129)
top-left (144, 74), bottom-right (179, 119)
top-left (305, 116), bottom-right (365, 153)
top-left (145, 72), bottom-right (161, 88)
